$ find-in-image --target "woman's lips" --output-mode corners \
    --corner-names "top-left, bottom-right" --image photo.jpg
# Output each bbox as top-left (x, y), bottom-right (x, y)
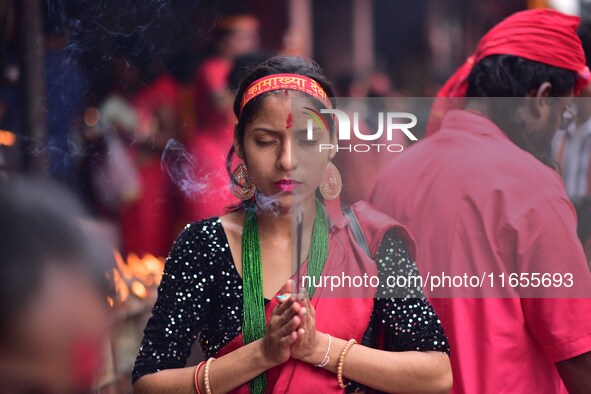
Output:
top-left (273, 179), bottom-right (302, 192)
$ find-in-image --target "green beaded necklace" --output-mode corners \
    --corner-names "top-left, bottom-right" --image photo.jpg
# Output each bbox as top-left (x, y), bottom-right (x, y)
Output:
top-left (241, 199), bottom-right (328, 394)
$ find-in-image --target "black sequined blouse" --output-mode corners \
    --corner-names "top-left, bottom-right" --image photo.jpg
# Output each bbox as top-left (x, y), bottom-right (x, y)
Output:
top-left (133, 217), bottom-right (449, 391)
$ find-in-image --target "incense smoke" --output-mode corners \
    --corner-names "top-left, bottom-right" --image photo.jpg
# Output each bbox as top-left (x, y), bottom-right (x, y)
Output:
top-left (255, 191), bottom-right (282, 215)
top-left (45, 0), bottom-right (205, 64)
top-left (160, 139), bottom-right (208, 198)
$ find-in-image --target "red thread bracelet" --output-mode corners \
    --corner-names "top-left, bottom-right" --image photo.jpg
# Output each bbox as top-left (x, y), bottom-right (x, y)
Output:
top-left (194, 361), bottom-right (206, 394)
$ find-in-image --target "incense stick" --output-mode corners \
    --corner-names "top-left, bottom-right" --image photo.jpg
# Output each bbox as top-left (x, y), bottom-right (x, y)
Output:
top-left (296, 210), bottom-right (303, 292)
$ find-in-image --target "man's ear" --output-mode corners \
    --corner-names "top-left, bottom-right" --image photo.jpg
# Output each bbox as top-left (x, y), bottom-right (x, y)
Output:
top-left (530, 82), bottom-right (553, 118)
top-left (534, 82), bottom-right (553, 98)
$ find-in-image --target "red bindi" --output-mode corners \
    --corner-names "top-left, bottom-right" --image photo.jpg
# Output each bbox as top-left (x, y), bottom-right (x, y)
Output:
top-left (286, 113), bottom-right (293, 129)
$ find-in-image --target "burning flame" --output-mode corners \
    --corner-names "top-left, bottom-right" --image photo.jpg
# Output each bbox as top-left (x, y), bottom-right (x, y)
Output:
top-left (0, 130), bottom-right (16, 147)
top-left (109, 251), bottom-right (165, 306)
top-left (112, 267), bottom-right (129, 303)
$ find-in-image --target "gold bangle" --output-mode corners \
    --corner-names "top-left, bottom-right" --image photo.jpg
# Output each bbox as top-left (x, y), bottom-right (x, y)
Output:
top-left (337, 339), bottom-right (357, 388)
top-left (204, 357), bottom-right (216, 394)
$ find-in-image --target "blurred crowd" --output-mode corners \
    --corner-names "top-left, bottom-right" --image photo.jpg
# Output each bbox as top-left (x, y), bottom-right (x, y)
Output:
top-left (0, 11), bottom-right (414, 259)
top-left (1, 13), bottom-right (260, 257)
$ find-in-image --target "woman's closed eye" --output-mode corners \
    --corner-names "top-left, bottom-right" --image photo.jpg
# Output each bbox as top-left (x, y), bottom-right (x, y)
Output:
top-left (255, 139), bottom-right (279, 147)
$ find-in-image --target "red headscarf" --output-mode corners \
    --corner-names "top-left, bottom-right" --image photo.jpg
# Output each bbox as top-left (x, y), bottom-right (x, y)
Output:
top-left (426, 8), bottom-right (591, 136)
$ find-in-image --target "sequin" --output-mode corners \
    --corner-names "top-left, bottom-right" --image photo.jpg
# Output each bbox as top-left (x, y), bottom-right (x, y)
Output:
top-left (132, 218), bottom-right (449, 386)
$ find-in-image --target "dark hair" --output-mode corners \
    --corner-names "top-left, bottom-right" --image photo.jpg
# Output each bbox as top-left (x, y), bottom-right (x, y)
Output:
top-left (466, 55), bottom-right (576, 98)
top-left (578, 22), bottom-right (591, 69)
top-left (228, 52), bottom-right (274, 92)
top-left (466, 54), bottom-right (576, 164)
top-left (0, 176), bottom-right (110, 335)
top-left (226, 55), bottom-right (336, 211)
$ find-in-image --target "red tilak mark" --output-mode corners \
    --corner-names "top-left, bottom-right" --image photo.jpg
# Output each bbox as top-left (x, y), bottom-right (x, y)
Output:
top-left (286, 113), bottom-right (293, 129)
top-left (284, 89), bottom-right (289, 97)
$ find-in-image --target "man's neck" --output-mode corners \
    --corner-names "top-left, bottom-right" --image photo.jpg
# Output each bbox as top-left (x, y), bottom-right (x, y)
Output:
top-left (464, 99), bottom-right (493, 119)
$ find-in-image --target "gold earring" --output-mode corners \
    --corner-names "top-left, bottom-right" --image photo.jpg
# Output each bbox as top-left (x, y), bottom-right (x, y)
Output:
top-left (231, 162), bottom-right (255, 200)
top-left (319, 162), bottom-right (342, 200)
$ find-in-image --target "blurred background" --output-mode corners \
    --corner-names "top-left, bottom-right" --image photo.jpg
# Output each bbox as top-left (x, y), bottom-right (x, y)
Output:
top-left (0, 0), bottom-right (589, 393)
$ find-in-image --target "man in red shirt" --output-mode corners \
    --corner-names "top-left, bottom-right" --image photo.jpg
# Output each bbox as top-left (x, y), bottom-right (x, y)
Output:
top-left (371, 9), bottom-right (591, 393)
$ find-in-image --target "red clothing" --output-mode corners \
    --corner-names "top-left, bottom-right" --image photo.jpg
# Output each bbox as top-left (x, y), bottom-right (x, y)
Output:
top-left (120, 151), bottom-right (176, 257)
top-left (193, 56), bottom-right (233, 130)
top-left (371, 110), bottom-right (591, 393)
top-left (215, 201), bottom-right (422, 393)
top-left (183, 124), bottom-right (237, 221)
top-left (132, 75), bottom-right (180, 140)
top-left (184, 56), bottom-right (237, 220)
top-left (132, 200), bottom-right (450, 391)
top-left (121, 76), bottom-right (181, 257)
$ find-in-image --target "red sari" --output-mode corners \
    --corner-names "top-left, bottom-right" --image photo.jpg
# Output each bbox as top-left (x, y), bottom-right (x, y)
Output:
top-left (216, 200), bottom-right (416, 393)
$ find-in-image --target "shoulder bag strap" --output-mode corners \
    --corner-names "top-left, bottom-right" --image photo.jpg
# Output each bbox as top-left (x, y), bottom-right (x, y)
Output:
top-left (343, 206), bottom-right (370, 256)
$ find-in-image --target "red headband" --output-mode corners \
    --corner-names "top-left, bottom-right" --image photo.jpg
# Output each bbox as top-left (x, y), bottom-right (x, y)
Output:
top-left (239, 73), bottom-right (332, 112)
